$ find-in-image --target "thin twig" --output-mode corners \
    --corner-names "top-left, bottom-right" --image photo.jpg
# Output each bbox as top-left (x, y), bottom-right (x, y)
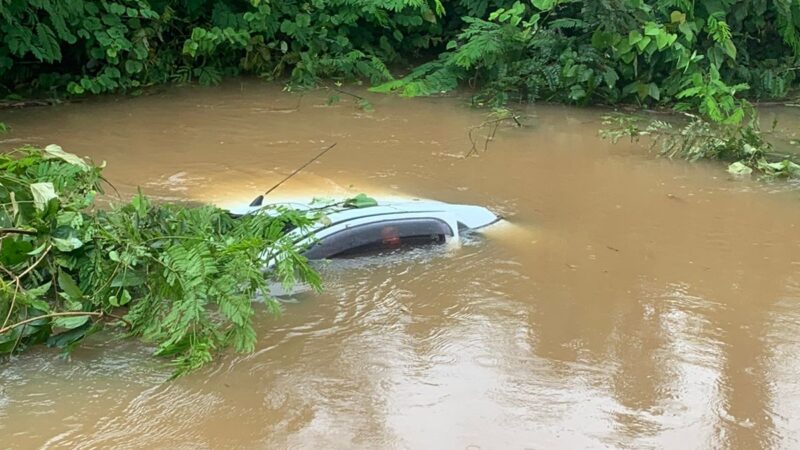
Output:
top-left (100, 175), bottom-right (122, 199)
top-left (332, 87), bottom-right (365, 101)
top-left (465, 116), bottom-right (522, 158)
top-left (1, 245), bottom-right (51, 330)
top-left (0, 311), bottom-right (102, 334)
top-left (0, 266), bottom-right (22, 330)
top-left (0, 310), bottom-right (131, 335)
top-left (103, 312), bottom-right (132, 328)
top-left (17, 245), bottom-right (51, 280)
top-left (263, 94), bottom-right (303, 113)
top-left (0, 228), bottom-right (37, 236)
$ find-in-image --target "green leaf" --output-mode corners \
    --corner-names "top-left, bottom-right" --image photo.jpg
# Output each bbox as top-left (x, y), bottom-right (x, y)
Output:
top-left (52, 236), bottom-right (83, 252)
top-left (131, 192), bottom-right (150, 218)
top-left (591, 30), bottom-right (614, 49)
top-left (722, 40), bottom-right (737, 59)
top-left (57, 211), bottom-right (84, 229)
top-left (644, 22), bottom-right (661, 36)
top-left (603, 68), bottom-right (619, 88)
top-left (67, 82), bottom-right (85, 95)
top-left (670, 11), bottom-right (686, 24)
top-left (532, 0), bottom-right (555, 11)
top-left (679, 21), bottom-right (695, 41)
top-left (422, 7), bottom-right (437, 23)
top-left (344, 193), bottom-right (378, 208)
top-left (30, 298), bottom-right (51, 312)
top-left (655, 32), bottom-right (670, 49)
top-left (117, 289), bottom-right (131, 306)
top-left (125, 60), bottom-right (143, 74)
top-left (47, 321), bottom-right (102, 353)
top-left (107, 3), bottom-right (126, 15)
top-left (0, 239), bottom-right (34, 265)
top-left (53, 315), bottom-right (90, 330)
top-left (27, 242), bottom-right (48, 256)
top-left (636, 35), bottom-right (652, 51)
top-left (27, 281), bottom-right (52, 299)
top-left (0, 331), bottom-right (19, 354)
top-left (648, 83), bottom-right (661, 101)
top-left (728, 161), bottom-right (752, 175)
top-left (30, 182), bottom-right (58, 212)
top-left (58, 270), bottom-right (83, 300)
top-left (111, 270), bottom-right (144, 287)
top-left (42, 144), bottom-right (90, 171)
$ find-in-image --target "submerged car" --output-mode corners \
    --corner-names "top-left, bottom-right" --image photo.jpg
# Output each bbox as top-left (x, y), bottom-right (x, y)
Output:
top-left (228, 195), bottom-right (502, 261)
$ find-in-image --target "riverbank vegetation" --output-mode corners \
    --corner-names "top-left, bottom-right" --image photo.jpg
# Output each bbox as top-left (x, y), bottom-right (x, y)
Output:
top-left (0, 146), bottom-right (320, 376)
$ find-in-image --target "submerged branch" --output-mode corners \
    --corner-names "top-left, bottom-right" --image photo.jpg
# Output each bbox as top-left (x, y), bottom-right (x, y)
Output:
top-left (466, 113), bottom-right (523, 158)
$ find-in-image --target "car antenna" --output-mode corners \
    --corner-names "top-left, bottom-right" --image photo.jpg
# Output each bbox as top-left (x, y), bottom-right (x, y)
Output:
top-left (249, 142), bottom-right (338, 207)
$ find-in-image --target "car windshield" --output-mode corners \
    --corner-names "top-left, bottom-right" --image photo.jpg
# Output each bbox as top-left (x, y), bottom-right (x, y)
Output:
top-left (303, 218), bottom-right (453, 260)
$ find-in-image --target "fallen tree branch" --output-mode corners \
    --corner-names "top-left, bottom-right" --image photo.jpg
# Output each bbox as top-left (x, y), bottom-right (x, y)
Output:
top-left (0, 310), bottom-right (131, 335)
top-left (0, 228), bottom-right (37, 236)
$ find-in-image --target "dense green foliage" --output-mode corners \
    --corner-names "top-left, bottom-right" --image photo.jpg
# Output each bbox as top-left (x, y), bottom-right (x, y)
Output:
top-left (0, 146), bottom-right (320, 376)
top-left (0, 0), bottom-right (443, 96)
top-left (375, 0), bottom-right (800, 123)
top-left (2, 1), bottom-right (799, 121)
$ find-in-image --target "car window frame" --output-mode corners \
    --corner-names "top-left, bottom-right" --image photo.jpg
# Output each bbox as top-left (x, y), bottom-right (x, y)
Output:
top-left (301, 215), bottom-right (458, 260)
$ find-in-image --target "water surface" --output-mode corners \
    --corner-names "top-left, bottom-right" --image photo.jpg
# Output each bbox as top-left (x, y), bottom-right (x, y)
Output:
top-left (2, 82), bottom-right (800, 449)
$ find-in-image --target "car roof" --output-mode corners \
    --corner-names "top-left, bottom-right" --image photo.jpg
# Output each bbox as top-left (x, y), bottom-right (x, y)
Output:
top-left (228, 198), bottom-right (500, 231)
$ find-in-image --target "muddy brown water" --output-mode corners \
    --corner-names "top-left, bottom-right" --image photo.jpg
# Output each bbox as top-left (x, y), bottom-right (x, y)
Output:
top-left (2, 82), bottom-right (800, 449)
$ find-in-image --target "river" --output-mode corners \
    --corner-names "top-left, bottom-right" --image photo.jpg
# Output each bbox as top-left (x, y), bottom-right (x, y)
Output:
top-left (1, 81), bottom-right (800, 449)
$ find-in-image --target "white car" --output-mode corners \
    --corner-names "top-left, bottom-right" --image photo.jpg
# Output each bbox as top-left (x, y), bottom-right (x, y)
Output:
top-left (229, 196), bottom-right (501, 260)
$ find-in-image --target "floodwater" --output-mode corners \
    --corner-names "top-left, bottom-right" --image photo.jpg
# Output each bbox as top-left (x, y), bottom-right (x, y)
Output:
top-left (2, 81), bottom-right (800, 449)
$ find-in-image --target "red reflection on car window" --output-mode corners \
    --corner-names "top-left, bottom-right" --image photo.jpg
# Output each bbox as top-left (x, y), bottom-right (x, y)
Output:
top-left (381, 226), bottom-right (401, 247)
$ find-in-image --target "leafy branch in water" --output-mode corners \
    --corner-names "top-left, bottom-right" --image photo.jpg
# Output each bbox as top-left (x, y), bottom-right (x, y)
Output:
top-left (0, 146), bottom-right (321, 376)
top-left (601, 113), bottom-right (800, 179)
top-left (466, 108), bottom-right (523, 157)
top-left (324, 84), bottom-right (375, 112)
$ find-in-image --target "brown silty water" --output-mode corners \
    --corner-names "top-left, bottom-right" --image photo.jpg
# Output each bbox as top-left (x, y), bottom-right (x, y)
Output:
top-left (1, 81), bottom-right (800, 449)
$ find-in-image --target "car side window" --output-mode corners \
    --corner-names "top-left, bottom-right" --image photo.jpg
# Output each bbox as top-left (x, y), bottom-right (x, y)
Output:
top-left (303, 218), bottom-right (454, 259)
